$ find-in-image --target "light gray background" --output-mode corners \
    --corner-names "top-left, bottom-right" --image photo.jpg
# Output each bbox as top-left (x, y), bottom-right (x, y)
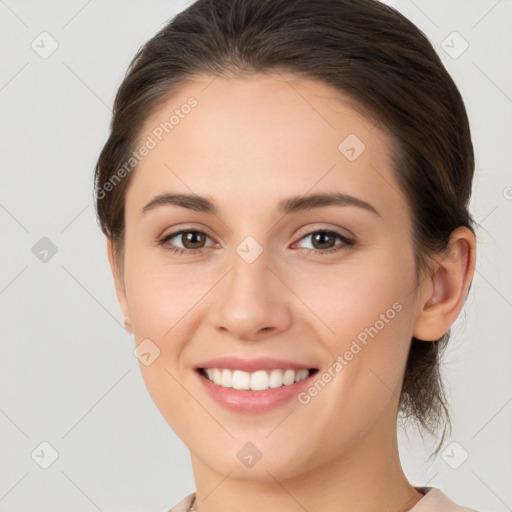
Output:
top-left (1, 0), bottom-right (511, 511)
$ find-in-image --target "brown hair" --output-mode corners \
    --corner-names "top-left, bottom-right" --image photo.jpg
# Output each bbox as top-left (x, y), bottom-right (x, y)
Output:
top-left (93, 0), bottom-right (475, 457)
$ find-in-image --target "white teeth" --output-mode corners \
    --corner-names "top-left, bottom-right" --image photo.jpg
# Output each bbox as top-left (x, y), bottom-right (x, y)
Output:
top-left (221, 369), bottom-right (231, 387)
top-left (268, 369), bottom-right (283, 388)
top-left (212, 368), bottom-right (222, 385)
top-left (283, 369), bottom-right (295, 385)
top-left (202, 368), bottom-right (310, 390)
top-left (251, 370), bottom-right (269, 391)
top-left (232, 370), bottom-right (250, 390)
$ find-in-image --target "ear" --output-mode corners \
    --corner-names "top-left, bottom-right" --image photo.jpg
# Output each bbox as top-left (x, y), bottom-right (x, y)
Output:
top-left (413, 226), bottom-right (476, 341)
top-left (106, 236), bottom-right (133, 333)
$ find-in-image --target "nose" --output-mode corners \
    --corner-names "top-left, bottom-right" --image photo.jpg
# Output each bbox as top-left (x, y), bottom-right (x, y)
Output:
top-left (208, 247), bottom-right (293, 341)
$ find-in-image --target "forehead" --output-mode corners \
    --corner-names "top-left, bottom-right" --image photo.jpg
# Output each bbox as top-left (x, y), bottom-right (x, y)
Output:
top-left (127, 72), bottom-right (406, 221)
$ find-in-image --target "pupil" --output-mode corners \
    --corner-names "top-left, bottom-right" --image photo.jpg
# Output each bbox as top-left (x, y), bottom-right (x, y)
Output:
top-left (184, 231), bottom-right (204, 249)
top-left (313, 232), bottom-right (334, 249)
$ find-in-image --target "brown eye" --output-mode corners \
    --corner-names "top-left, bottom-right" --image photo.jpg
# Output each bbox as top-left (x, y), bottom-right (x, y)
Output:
top-left (295, 229), bottom-right (354, 255)
top-left (310, 231), bottom-right (337, 250)
top-left (178, 231), bottom-right (207, 249)
top-left (158, 229), bottom-right (215, 254)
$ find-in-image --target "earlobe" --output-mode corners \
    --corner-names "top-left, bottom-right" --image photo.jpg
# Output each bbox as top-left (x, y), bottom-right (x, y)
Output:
top-left (106, 236), bottom-right (132, 332)
top-left (124, 318), bottom-right (134, 333)
top-left (413, 226), bottom-right (476, 342)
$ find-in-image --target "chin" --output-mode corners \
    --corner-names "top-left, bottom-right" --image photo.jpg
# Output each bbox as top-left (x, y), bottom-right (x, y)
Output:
top-left (195, 440), bottom-right (318, 482)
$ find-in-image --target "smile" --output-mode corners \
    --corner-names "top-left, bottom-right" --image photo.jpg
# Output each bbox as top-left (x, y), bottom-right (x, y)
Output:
top-left (194, 360), bottom-right (320, 413)
top-left (199, 367), bottom-right (315, 391)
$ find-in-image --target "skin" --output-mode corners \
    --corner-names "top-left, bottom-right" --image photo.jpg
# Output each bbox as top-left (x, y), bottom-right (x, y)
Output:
top-left (106, 72), bottom-right (476, 512)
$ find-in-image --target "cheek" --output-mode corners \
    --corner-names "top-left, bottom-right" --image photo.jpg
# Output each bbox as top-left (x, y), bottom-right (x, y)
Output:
top-left (123, 240), bottom-right (209, 339)
top-left (124, 268), bottom-right (196, 438)
top-left (121, 244), bottom-right (205, 416)
top-left (284, 245), bottom-right (416, 350)
top-left (285, 248), bottom-right (417, 411)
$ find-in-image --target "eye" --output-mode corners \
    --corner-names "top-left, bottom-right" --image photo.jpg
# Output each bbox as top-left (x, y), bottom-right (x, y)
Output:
top-left (157, 229), bottom-right (216, 255)
top-left (294, 229), bottom-right (354, 255)
top-left (157, 227), bottom-right (354, 256)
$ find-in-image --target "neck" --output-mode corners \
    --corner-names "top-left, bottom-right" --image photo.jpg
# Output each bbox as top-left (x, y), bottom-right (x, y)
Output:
top-left (189, 409), bottom-right (423, 512)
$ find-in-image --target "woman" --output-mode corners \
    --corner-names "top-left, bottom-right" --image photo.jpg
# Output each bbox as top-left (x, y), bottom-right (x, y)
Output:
top-left (94, 0), bottom-right (479, 510)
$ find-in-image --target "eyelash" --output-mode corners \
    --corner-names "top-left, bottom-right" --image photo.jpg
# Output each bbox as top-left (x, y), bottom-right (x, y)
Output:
top-left (157, 228), bottom-right (355, 257)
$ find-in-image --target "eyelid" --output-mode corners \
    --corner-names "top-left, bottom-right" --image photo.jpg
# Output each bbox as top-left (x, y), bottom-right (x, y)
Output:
top-left (157, 224), bottom-right (355, 257)
top-left (157, 227), bottom-right (218, 250)
top-left (294, 223), bottom-right (355, 241)
top-left (291, 228), bottom-right (354, 254)
top-left (158, 223), bottom-right (219, 243)
top-left (158, 223), bottom-right (353, 244)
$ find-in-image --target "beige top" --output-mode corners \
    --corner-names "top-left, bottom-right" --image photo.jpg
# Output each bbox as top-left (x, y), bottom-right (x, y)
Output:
top-left (167, 487), bottom-right (479, 512)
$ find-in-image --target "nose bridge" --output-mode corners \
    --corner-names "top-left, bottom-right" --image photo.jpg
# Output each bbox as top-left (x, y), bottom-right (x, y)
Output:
top-left (209, 237), bottom-right (291, 339)
top-left (233, 239), bottom-right (273, 293)
top-left (226, 243), bottom-right (273, 318)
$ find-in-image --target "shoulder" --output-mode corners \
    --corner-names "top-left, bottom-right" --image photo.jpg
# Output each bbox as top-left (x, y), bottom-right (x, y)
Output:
top-left (412, 487), bottom-right (480, 512)
top-left (166, 492), bottom-right (196, 512)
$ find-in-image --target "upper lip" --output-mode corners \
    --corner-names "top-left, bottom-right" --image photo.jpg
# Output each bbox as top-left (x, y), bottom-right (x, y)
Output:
top-left (194, 356), bottom-right (318, 373)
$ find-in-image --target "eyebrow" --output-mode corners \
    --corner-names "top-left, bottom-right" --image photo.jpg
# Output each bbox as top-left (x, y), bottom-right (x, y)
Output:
top-left (141, 192), bottom-right (381, 217)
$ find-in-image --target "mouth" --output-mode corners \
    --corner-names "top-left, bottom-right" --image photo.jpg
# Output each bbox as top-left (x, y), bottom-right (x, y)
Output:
top-left (193, 356), bottom-right (320, 412)
top-left (196, 367), bottom-right (319, 391)
top-left (193, 357), bottom-right (320, 413)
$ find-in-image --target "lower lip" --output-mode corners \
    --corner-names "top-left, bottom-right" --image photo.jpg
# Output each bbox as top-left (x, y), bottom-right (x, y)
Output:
top-left (195, 369), bottom-right (317, 413)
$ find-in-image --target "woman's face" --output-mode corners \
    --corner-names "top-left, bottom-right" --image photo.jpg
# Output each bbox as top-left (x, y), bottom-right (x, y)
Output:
top-left (111, 72), bottom-right (430, 480)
